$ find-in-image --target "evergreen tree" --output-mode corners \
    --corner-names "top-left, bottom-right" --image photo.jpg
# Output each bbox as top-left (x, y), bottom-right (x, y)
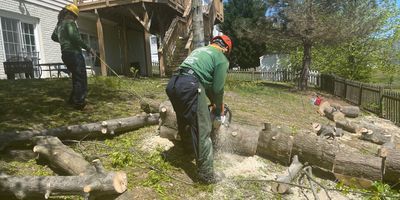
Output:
top-left (219, 0), bottom-right (267, 69)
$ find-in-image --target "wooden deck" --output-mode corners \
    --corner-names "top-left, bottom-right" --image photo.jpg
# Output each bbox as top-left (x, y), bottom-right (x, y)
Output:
top-left (77, 0), bottom-right (186, 14)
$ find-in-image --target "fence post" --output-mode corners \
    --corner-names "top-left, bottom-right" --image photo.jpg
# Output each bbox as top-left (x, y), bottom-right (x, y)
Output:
top-left (379, 86), bottom-right (384, 117)
top-left (252, 70), bottom-right (255, 81)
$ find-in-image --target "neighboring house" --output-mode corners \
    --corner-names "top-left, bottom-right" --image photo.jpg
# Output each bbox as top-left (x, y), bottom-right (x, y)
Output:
top-left (0, 0), bottom-right (224, 79)
top-left (259, 54), bottom-right (290, 71)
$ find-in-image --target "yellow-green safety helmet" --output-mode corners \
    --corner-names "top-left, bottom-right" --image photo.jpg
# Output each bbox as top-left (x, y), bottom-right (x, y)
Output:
top-left (65, 4), bottom-right (79, 17)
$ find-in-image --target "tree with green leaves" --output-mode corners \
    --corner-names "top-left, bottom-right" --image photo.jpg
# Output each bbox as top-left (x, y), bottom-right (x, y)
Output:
top-left (236, 0), bottom-right (396, 90)
top-left (219, 0), bottom-right (267, 69)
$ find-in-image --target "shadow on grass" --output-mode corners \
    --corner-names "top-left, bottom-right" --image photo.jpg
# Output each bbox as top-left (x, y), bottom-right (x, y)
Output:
top-left (162, 143), bottom-right (198, 183)
top-left (0, 78), bottom-right (141, 132)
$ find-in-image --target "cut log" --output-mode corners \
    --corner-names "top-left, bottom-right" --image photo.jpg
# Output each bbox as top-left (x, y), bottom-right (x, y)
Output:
top-left (360, 128), bottom-right (391, 145)
top-left (312, 123), bottom-right (340, 139)
top-left (214, 124), bottom-right (262, 156)
top-left (324, 109), bottom-right (345, 122)
top-left (159, 125), bottom-right (179, 141)
top-left (0, 169), bottom-right (127, 199)
top-left (378, 141), bottom-right (395, 158)
top-left (32, 136), bottom-right (96, 175)
top-left (271, 155), bottom-right (304, 194)
top-left (140, 98), bottom-right (160, 114)
top-left (383, 149), bottom-right (400, 184)
top-left (292, 131), bottom-right (339, 170)
top-left (340, 106), bottom-right (360, 118)
top-left (159, 101), bottom-right (177, 129)
top-left (334, 147), bottom-right (382, 183)
top-left (256, 123), bottom-right (294, 165)
top-left (0, 113), bottom-right (160, 151)
top-left (335, 119), bottom-right (361, 133)
top-left (318, 101), bottom-right (331, 116)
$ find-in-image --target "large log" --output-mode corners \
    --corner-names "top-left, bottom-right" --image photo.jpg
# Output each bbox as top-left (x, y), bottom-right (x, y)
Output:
top-left (140, 98), bottom-right (160, 114)
top-left (383, 149), bottom-right (400, 183)
top-left (324, 109), bottom-right (345, 122)
top-left (33, 136), bottom-right (96, 175)
top-left (292, 131), bottom-right (340, 170)
top-left (312, 123), bottom-right (343, 139)
top-left (159, 101), bottom-right (177, 129)
top-left (271, 155), bottom-right (303, 194)
top-left (339, 106), bottom-right (360, 118)
top-left (0, 113), bottom-right (160, 151)
top-left (0, 169), bottom-right (127, 199)
top-left (335, 119), bottom-right (361, 133)
top-left (256, 123), bottom-right (293, 165)
top-left (214, 124), bottom-right (262, 156)
top-left (334, 147), bottom-right (382, 184)
top-left (359, 128), bottom-right (392, 145)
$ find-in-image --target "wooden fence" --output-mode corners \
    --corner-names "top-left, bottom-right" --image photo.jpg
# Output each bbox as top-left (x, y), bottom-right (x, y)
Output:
top-left (320, 74), bottom-right (400, 126)
top-left (227, 69), bottom-right (320, 86)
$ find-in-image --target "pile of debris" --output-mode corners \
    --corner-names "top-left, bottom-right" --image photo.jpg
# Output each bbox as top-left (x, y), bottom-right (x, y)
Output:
top-left (0, 113), bottom-right (159, 199)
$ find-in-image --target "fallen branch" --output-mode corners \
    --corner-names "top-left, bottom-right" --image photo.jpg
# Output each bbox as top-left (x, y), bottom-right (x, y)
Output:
top-left (0, 113), bottom-right (160, 151)
top-left (271, 155), bottom-right (304, 194)
top-left (0, 163), bottom-right (127, 199)
top-left (33, 136), bottom-right (96, 175)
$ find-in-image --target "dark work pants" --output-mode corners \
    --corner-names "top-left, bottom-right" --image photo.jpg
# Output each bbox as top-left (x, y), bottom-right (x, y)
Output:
top-left (61, 51), bottom-right (87, 105)
top-left (166, 74), bottom-right (214, 180)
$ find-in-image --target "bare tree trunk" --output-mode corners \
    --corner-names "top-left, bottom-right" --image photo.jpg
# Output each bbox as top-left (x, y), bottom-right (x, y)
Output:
top-left (192, 0), bottom-right (205, 48)
top-left (299, 39), bottom-right (312, 90)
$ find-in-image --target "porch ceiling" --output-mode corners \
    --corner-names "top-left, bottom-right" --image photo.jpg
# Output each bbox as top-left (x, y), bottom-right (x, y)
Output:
top-left (81, 3), bottom-right (180, 35)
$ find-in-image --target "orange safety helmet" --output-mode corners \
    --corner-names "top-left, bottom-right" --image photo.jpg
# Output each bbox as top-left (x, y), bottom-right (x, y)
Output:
top-left (211, 35), bottom-right (232, 53)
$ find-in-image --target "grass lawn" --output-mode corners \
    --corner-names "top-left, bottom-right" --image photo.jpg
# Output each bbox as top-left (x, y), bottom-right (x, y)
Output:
top-left (0, 76), bottom-right (394, 199)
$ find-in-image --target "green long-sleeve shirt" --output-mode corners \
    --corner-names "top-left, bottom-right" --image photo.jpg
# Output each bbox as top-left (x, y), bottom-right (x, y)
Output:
top-left (180, 45), bottom-right (229, 115)
top-left (51, 19), bottom-right (89, 53)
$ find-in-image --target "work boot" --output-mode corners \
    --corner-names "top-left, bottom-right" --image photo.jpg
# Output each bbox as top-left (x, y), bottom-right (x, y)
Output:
top-left (73, 101), bottom-right (87, 110)
top-left (198, 171), bottom-right (225, 184)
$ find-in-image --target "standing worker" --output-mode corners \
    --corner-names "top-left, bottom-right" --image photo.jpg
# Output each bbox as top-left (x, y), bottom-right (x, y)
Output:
top-left (166, 35), bottom-right (232, 184)
top-left (51, 4), bottom-right (95, 110)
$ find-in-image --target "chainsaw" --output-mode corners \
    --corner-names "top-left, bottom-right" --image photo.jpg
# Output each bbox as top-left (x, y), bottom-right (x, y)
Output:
top-left (209, 103), bottom-right (232, 127)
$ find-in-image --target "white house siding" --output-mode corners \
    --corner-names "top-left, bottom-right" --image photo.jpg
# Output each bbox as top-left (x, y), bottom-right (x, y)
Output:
top-left (0, 0), bottom-right (72, 79)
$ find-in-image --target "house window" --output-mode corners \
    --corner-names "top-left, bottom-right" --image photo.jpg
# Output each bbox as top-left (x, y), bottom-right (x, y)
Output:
top-left (1, 17), bottom-right (38, 62)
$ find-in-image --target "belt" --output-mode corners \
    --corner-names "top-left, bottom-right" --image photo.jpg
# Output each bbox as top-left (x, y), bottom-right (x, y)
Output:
top-left (177, 67), bottom-right (198, 78)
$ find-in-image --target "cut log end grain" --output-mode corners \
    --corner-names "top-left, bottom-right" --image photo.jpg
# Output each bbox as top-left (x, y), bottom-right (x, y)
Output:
top-left (113, 172), bottom-right (128, 193)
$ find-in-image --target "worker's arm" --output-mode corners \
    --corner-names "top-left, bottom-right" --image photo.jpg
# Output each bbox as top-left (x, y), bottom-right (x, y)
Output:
top-left (65, 21), bottom-right (90, 51)
top-left (51, 26), bottom-right (59, 43)
top-left (212, 61), bottom-right (229, 116)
